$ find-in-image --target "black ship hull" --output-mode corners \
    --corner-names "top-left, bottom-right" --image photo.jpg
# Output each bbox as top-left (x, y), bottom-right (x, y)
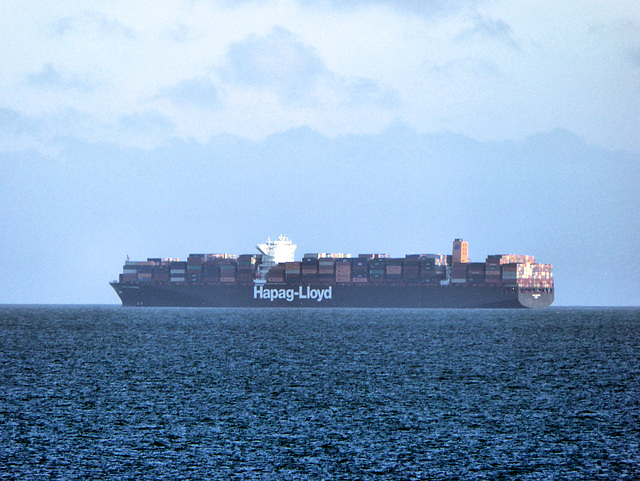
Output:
top-left (110, 282), bottom-right (553, 309)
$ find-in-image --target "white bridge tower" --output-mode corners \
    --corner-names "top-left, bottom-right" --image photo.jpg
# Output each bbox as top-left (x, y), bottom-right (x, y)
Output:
top-left (254, 235), bottom-right (296, 284)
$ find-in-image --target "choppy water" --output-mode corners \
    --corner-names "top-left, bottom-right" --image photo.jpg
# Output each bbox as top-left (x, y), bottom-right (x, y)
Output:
top-left (1, 306), bottom-right (639, 480)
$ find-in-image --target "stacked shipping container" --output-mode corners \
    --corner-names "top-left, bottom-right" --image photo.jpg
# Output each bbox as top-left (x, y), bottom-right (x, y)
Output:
top-left (170, 261), bottom-right (187, 284)
top-left (402, 257), bottom-right (420, 284)
top-left (117, 246), bottom-right (552, 291)
top-left (301, 257), bottom-right (318, 283)
top-left (285, 262), bottom-right (301, 282)
top-left (352, 258), bottom-right (368, 283)
top-left (318, 259), bottom-right (335, 284)
top-left (267, 264), bottom-right (285, 283)
top-left (336, 258), bottom-right (352, 283)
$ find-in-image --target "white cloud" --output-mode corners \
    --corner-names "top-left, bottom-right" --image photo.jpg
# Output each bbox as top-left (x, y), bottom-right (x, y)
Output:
top-left (456, 15), bottom-right (521, 50)
top-left (294, 0), bottom-right (483, 18)
top-left (52, 11), bottom-right (135, 38)
top-left (25, 63), bottom-right (93, 91)
top-left (631, 48), bottom-right (640, 67)
top-left (221, 26), bottom-right (327, 103)
top-left (154, 77), bottom-right (220, 107)
top-left (0, 0), bottom-right (638, 151)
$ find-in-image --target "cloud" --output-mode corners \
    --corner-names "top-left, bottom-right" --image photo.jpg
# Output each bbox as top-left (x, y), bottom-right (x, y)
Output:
top-left (293, 0), bottom-right (482, 17)
top-left (218, 26), bottom-right (396, 111)
top-left (378, 0), bottom-right (482, 16)
top-left (25, 64), bottom-right (91, 91)
top-left (0, 108), bottom-right (32, 133)
top-left (457, 15), bottom-right (520, 50)
top-left (167, 23), bottom-right (197, 43)
top-left (0, 107), bottom-right (175, 155)
top-left (341, 77), bottom-right (398, 108)
top-left (112, 111), bottom-right (176, 145)
top-left (0, 108), bottom-right (63, 156)
top-left (221, 26), bottom-right (327, 103)
top-left (2, 0), bottom-right (637, 152)
top-left (421, 57), bottom-right (502, 84)
top-left (585, 20), bottom-right (640, 70)
top-left (154, 78), bottom-right (220, 107)
top-left (53, 12), bottom-right (134, 38)
top-left (630, 48), bottom-right (640, 68)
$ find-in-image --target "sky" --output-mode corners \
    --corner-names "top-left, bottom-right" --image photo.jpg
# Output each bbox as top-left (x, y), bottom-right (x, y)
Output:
top-left (1, 0), bottom-right (639, 306)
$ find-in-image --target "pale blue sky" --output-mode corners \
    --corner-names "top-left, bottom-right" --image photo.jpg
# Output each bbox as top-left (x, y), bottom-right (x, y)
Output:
top-left (0, 1), bottom-right (638, 305)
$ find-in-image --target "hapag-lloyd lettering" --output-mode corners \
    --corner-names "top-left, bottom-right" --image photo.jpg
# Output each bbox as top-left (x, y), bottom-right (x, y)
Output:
top-left (253, 285), bottom-right (333, 302)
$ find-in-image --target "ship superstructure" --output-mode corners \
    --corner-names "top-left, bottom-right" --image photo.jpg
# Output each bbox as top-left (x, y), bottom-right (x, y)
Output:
top-left (254, 235), bottom-right (297, 284)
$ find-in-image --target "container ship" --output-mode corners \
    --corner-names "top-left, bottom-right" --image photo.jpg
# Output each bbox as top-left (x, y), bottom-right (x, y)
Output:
top-left (110, 236), bottom-right (554, 308)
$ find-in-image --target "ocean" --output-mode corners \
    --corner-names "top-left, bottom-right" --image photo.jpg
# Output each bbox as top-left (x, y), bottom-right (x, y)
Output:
top-left (1, 306), bottom-right (639, 479)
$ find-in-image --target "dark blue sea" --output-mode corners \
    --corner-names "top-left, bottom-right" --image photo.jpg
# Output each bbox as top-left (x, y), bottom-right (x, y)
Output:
top-left (1, 306), bottom-right (639, 480)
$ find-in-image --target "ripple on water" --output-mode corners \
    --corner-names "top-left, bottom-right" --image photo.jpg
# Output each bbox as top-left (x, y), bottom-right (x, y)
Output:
top-left (1, 306), bottom-right (639, 479)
